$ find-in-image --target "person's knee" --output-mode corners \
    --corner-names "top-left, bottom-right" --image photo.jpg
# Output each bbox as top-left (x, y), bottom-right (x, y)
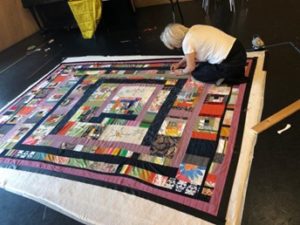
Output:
top-left (192, 75), bottom-right (216, 83)
top-left (192, 70), bottom-right (220, 83)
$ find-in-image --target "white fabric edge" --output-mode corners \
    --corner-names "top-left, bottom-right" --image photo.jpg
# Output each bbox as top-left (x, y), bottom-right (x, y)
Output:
top-left (226, 51), bottom-right (266, 225)
top-left (62, 55), bottom-right (182, 63)
top-left (0, 52), bottom-right (266, 225)
top-left (0, 169), bottom-right (212, 225)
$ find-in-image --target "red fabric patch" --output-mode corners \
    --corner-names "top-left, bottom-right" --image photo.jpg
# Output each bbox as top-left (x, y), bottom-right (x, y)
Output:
top-left (58, 121), bottom-right (75, 135)
top-left (245, 59), bottom-right (253, 77)
top-left (192, 131), bottom-right (217, 141)
top-left (18, 106), bottom-right (34, 115)
top-left (200, 104), bottom-right (225, 117)
top-left (53, 75), bottom-right (67, 83)
top-left (205, 174), bottom-right (217, 187)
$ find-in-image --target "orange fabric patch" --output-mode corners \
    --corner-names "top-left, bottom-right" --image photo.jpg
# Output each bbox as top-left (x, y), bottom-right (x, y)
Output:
top-left (204, 174), bottom-right (217, 187)
top-left (220, 127), bottom-right (230, 137)
top-left (139, 169), bottom-right (156, 182)
top-left (111, 148), bottom-right (120, 156)
top-left (18, 106), bottom-right (34, 115)
top-left (184, 163), bottom-right (198, 170)
top-left (200, 104), bottom-right (225, 117)
top-left (58, 121), bottom-right (75, 135)
top-left (45, 154), bottom-right (54, 162)
top-left (95, 147), bottom-right (106, 154)
top-left (124, 166), bottom-right (156, 183)
top-left (82, 105), bottom-right (91, 111)
top-left (192, 131), bottom-right (217, 141)
top-left (174, 101), bottom-right (193, 108)
top-left (53, 75), bottom-right (67, 83)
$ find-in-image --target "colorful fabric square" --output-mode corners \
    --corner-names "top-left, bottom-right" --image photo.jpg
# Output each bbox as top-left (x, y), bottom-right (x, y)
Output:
top-left (173, 80), bottom-right (203, 111)
top-left (103, 86), bottom-right (155, 115)
top-left (120, 165), bottom-right (156, 183)
top-left (0, 124), bottom-right (14, 137)
top-left (148, 90), bottom-right (170, 113)
top-left (158, 117), bottom-right (187, 137)
top-left (176, 163), bottom-right (206, 185)
top-left (150, 135), bottom-right (179, 158)
top-left (192, 116), bottom-right (221, 140)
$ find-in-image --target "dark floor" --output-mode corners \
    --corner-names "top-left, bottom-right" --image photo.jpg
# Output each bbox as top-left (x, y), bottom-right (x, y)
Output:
top-left (0, 0), bottom-right (299, 225)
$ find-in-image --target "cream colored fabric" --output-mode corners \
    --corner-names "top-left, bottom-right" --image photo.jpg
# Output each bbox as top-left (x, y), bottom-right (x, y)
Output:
top-left (226, 51), bottom-right (266, 225)
top-left (0, 52), bottom-right (266, 225)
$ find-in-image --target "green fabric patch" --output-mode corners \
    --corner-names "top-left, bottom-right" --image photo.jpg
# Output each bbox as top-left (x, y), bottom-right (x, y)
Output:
top-left (68, 158), bottom-right (87, 168)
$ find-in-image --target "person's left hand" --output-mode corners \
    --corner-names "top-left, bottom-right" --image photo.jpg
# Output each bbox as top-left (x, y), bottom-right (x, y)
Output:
top-left (173, 69), bottom-right (183, 76)
top-left (170, 63), bottom-right (180, 72)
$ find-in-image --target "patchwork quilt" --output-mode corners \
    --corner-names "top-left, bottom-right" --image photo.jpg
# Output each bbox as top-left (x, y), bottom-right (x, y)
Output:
top-left (0, 56), bottom-right (256, 224)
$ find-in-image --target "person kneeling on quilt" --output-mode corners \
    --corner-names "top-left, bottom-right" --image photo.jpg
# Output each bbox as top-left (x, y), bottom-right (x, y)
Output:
top-left (160, 23), bottom-right (247, 85)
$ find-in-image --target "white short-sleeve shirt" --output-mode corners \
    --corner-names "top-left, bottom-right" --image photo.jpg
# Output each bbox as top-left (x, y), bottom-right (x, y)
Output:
top-left (182, 25), bottom-right (236, 64)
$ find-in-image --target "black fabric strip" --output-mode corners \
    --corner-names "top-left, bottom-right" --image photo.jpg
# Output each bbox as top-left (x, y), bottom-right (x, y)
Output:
top-left (101, 78), bottom-right (167, 85)
top-left (13, 144), bottom-right (178, 177)
top-left (0, 149), bottom-right (8, 157)
top-left (217, 57), bottom-right (258, 220)
top-left (186, 139), bottom-right (217, 157)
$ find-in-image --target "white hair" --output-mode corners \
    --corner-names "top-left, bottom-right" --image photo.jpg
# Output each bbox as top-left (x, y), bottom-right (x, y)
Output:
top-left (160, 23), bottom-right (189, 49)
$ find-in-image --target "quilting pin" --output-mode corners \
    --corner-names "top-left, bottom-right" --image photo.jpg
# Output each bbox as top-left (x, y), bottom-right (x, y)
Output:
top-left (277, 123), bottom-right (291, 134)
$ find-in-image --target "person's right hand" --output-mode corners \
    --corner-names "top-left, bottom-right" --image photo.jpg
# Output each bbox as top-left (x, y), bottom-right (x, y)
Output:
top-left (170, 63), bottom-right (180, 72)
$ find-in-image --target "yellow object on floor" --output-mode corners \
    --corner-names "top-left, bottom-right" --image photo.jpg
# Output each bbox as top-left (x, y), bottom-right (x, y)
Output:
top-left (68, 0), bottom-right (102, 39)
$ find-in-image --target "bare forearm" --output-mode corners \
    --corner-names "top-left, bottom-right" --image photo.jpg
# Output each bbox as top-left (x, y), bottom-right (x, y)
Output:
top-left (182, 64), bottom-right (195, 74)
top-left (173, 53), bottom-right (196, 75)
top-left (182, 53), bottom-right (196, 74)
top-left (178, 57), bottom-right (186, 67)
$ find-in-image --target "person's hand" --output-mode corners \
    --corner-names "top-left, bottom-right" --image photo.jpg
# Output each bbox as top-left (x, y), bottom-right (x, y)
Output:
top-left (170, 63), bottom-right (180, 72)
top-left (172, 69), bottom-right (183, 76)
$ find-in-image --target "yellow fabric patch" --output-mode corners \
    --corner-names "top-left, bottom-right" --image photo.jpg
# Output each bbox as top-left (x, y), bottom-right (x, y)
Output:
top-left (220, 127), bottom-right (230, 137)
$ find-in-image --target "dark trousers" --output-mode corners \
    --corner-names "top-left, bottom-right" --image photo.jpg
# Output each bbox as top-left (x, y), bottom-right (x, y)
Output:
top-left (192, 40), bottom-right (247, 84)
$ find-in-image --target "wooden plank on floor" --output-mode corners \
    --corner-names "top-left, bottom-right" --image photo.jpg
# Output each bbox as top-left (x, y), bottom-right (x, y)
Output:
top-left (252, 99), bottom-right (300, 134)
